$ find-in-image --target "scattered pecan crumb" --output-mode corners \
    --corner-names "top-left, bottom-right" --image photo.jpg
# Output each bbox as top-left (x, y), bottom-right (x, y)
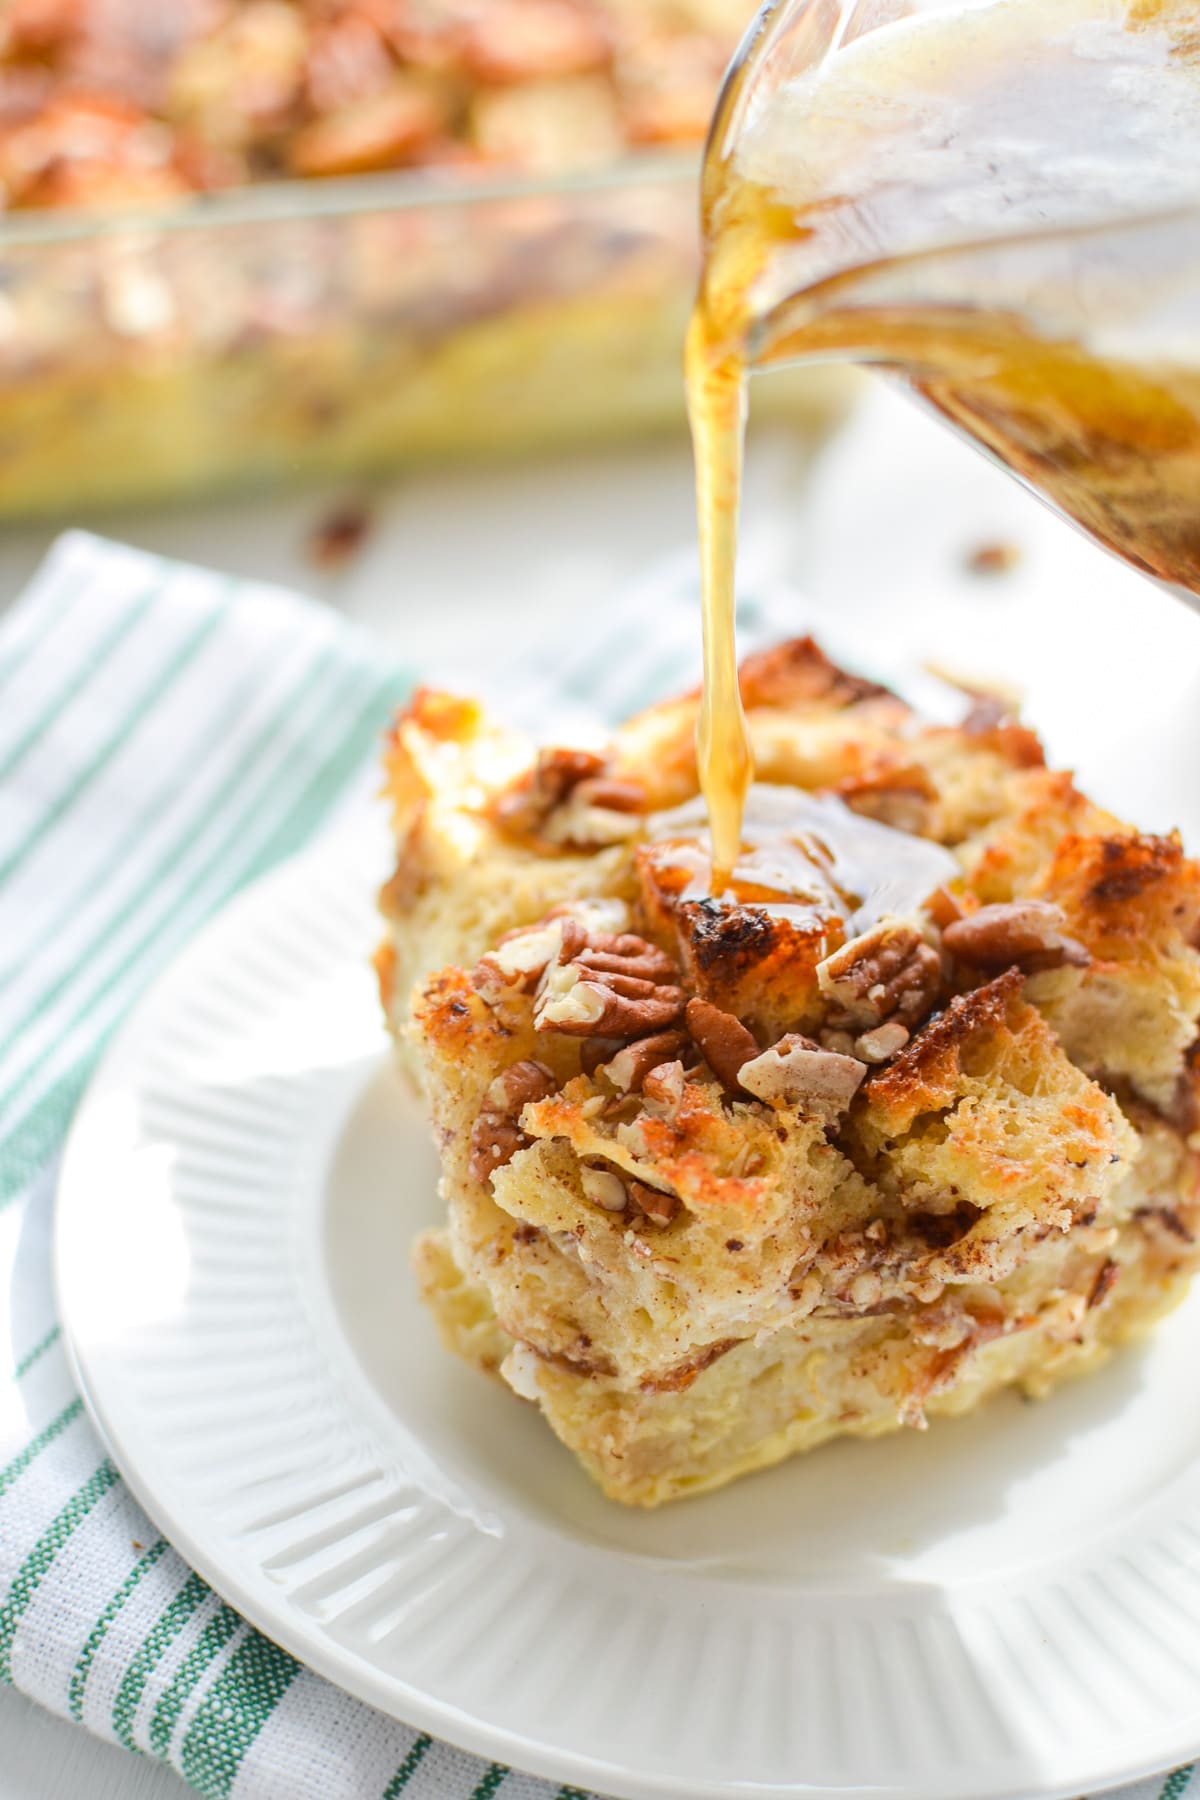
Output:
top-left (966, 539), bottom-right (1022, 577)
top-left (307, 499), bottom-right (373, 569)
top-left (469, 1060), bottom-right (555, 1185)
top-left (684, 997), bottom-right (758, 1094)
top-left (943, 900), bottom-right (1089, 974)
top-left (725, 1237), bottom-right (744, 1252)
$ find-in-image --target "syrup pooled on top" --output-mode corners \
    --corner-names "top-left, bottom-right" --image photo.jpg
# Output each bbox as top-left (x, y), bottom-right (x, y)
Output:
top-left (647, 786), bottom-right (957, 944)
top-left (688, 0), bottom-right (1200, 883)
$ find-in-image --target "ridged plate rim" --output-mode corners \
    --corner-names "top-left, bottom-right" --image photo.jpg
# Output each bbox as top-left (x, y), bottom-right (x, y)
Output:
top-left (54, 817), bottom-right (1200, 1800)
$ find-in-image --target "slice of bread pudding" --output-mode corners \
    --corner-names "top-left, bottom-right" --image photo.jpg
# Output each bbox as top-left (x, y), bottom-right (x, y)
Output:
top-left (376, 641), bottom-right (1200, 1506)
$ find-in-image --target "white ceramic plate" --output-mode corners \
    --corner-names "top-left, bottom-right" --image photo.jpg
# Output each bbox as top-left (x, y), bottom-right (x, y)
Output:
top-left (56, 813), bottom-right (1200, 1800)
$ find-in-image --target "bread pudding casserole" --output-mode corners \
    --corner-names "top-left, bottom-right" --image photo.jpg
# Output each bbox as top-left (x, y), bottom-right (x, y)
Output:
top-left (375, 640), bottom-right (1200, 1507)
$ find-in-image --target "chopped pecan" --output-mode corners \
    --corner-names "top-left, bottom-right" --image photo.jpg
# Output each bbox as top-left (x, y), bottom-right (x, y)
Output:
top-left (685, 998), bottom-right (758, 1094)
top-left (924, 885), bottom-right (967, 932)
top-left (854, 1020), bottom-right (913, 1064)
top-left (817, 919), bottom-right (942, 1053)
top-left (580, 1164), bottom-right (628, 1213)
top-left (942, 900), bottom-right (1089, 973)
top-left (639, 1337), bottom-right (737, 1394)
top-left (581, 1035), bottom-right (627, 1075)
top-left (598, 1029), bottom-right (687, 1092)
top-left (738, 1034), bottom-right (867, 1117)
top-left (966, 540), bottom-right (1022, 576)
top-left (468, 1060), bottom-right (556, 1185)
top-left (1087, 1258), bottom-right (1120, 1310)
top-left (535, 930), bottom-right (684, 1037)
top-left (473, 917), bottom-right (567, 1001)
top-left (642, 1058), bottom-right (685, 1110)
top-left (628, 1180), bottom-right (680, 1228)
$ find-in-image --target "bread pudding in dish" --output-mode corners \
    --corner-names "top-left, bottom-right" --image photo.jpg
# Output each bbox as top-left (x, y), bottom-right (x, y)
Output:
top-left (375, 640), bottom-right (1200, 1507)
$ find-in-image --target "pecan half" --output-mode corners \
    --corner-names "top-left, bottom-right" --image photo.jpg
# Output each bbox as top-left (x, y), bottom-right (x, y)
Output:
top-left (535, 930), bottom-right (684, 1037)
top-left (561, 921), bottom-right (679, 983)
top-left (472, 900), bottom-right (631, 1003)
top-left (542, 775), bottom-right (646, 848)
top-left (496, 747), bottom-right (602, 824)
top-left (817, 919), bottom-right (942, 1059)
top-left (469, 1060), bottom-right (556, 1185)
top-left (685, 998), bottom-right (758, 1094)
top-left (491, 747), bottom-right (644, 849)
top-left (942, 900), bottom-right (1089, 973)
top-left (738, 1034), bottom-right (867, 1117)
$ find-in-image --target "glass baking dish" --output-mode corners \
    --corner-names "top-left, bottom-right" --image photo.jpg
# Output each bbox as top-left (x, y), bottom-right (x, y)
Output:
top-left (0, 156), bottom-right (849, 518)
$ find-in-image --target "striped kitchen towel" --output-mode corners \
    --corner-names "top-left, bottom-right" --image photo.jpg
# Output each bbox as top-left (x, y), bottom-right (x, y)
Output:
top-left (0, 528), bottom-right (1195, 1800)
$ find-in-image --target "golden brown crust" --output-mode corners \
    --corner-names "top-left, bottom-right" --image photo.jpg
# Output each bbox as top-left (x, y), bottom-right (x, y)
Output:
top-left (387, 636), bottom-right (1200, 1503)
top-left (1036, 830), bottom-right (1200, 946)
top-left (861, 969), bottom-right (1027, 1133)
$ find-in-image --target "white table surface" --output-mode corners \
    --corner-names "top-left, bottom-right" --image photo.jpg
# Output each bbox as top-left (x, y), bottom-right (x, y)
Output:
top-left (1, 381), bottom-right (1192, 1800)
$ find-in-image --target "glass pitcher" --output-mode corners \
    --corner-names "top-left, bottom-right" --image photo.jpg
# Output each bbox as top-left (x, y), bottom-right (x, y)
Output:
top-left (695, 0), bottom-right (1200, 599)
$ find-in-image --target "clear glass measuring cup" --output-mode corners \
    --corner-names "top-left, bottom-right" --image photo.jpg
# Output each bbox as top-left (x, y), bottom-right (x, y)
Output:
top-left (696, 0), bottom-right (1200, 598)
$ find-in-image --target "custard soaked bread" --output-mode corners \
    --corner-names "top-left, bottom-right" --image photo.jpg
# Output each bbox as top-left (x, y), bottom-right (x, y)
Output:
top-left (376, 642), bottom-right (1200, 1506)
